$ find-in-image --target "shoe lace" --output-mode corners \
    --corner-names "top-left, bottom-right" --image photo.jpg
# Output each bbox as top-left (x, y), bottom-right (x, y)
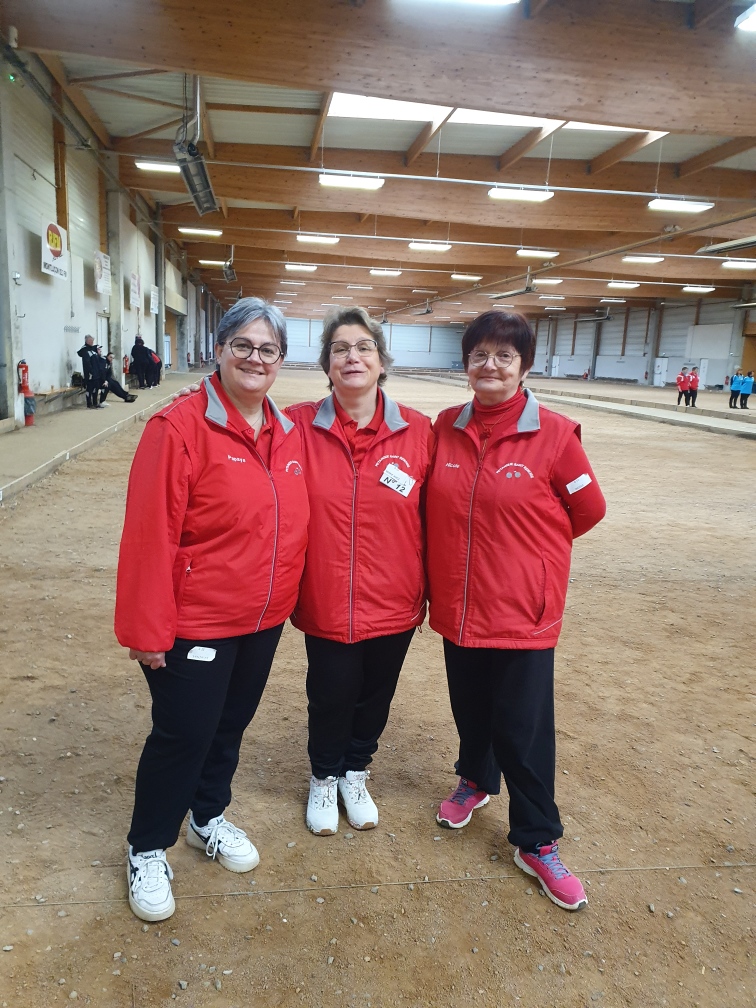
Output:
top-left (344, 772), bottom-right (370, 804)
top-left (535, 845), bottom-right (571, 880)
top-left (311, 777), bottom-right (337, 809)
top-left (202, 817), bottom-right (247, 860)
top-left (450, 778), bottom-right (478, 806)
top-left (131, 851), bottom-right (172, 892)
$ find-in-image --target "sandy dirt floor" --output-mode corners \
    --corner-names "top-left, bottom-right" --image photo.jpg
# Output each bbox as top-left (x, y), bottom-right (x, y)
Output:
top-left (0, 371), bottom-right (753, 1008)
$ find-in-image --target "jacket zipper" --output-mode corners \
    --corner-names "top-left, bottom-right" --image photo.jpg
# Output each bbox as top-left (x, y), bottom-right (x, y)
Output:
top-left (458, 429), bottom-right (489, 646)
top-left (252, 445), bottom-right (279, 633)
top-left (346, 450), bottom-right (358, 644)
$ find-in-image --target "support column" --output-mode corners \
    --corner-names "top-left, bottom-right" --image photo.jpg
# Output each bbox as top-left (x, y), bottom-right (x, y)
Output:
top-left (0, 76), bottom-right (23, 424)
top-left (103, 152), bottom-right (127, 384)
top-left (546, 317), bottom-right (557, 377)
top-left (154, 204), bottom-right (166, 370)
top-left (194, 284), bottom-right (202, 366)
top-left (589, 318), bottom-right (601, 380)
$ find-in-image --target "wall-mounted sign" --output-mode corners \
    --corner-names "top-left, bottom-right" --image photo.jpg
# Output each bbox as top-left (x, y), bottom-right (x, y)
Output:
top-left (41, 222), bottom-right (68, 279)
top-left (130, 272), bottom-right (141, 308)
top-left (94, 250), bottom-right (112, 294)
top-left (150, 285), bottom-right (159, 314)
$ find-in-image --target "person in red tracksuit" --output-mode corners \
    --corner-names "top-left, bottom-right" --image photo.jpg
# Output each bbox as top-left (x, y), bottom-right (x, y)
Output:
top-left (288, 306), bottom-right (432, 836)
top-left (115, 299), bottom-right (309, 922)
top-left (676, 366), bottom-right (691, 406)
top-left (687, 366), bottom-right (700, 407)
top-left (426, 310), bottom-right (606, 913)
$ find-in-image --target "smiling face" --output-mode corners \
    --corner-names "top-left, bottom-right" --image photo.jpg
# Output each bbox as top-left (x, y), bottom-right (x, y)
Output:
top-left (327, 323), bottom-right (385, 397)
top-left (215, 318), bottom-right (283, 405)
top-left (466, 340), bottom-right (528, 405)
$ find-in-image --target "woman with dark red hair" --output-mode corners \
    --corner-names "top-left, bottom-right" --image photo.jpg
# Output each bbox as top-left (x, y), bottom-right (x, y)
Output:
top-left (425, 310), bottom-right (606, 912)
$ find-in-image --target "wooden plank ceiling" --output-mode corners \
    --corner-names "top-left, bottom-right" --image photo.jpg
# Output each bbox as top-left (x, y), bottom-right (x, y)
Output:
top-left (9, 0), bottom-right (756, 324)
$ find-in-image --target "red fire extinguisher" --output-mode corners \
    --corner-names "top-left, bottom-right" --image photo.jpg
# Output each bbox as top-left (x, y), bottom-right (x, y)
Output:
top-left (17, 359), bottom-right (36, 427)
top-left (123, 354), bottom-right (129, 375)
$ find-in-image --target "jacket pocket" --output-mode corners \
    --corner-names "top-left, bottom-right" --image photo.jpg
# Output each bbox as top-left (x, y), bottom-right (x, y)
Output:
top-left (172, 552), bottom-right (193, 613)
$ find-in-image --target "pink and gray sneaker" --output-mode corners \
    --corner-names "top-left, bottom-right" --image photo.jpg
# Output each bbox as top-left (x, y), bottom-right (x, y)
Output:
top-left (436, 777), bottom-right (490, 829)
top-left (514, 842), bottom-right (587, 911)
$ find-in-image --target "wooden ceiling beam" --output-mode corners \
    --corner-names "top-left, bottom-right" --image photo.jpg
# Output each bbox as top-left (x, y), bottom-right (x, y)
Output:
top-left (677, 136), bottom-right (756, 177)
top-left (405, 109), bottom-right (456, 167)
top-left (497, 121), bottom-right (564, 172)
top-left (588, 131), bottom-right (668, 174)
top-left (68, 68), bottom-right (166, 85)
top-left (309, 91), bottom-right (333, 163)
top-left (11, 0), bottom-right (756, 135)
top-left (206, 102), bottom-right (316, 115)
top-left (36, 53), bottom-right (112, 149)
top-left (199, 84), bottom-right (216, 159)
top-left (123, 116), bottom-right (183, 141)
top-left (693, 0), bottom-right (735, 29)
top-left (527, 0), bottom-right (555, 15)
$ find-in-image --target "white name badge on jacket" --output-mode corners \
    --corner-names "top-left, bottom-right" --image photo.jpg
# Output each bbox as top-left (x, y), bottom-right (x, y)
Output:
top-left (379, 462), bottom-right (416, 497)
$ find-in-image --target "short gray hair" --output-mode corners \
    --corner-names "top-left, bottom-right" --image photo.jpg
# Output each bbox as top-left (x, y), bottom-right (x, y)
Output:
top-left (215, 297), bottom-right (287, 355)
top-left (318, 306), bottom-right (393, 388)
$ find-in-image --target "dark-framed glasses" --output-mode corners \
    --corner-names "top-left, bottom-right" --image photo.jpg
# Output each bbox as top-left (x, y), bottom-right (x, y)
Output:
top-left (227, 338), bottom-right (283, 363)
top-left (330, 339), bottom-right (379, 357)
top-left (468, 350), bottom-right (521, 368)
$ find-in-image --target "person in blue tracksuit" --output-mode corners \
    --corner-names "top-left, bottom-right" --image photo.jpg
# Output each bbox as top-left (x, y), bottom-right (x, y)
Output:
top-left (739, 371), bottom-right (754, 409)
top-left (728, 369), bottom-right (743, 409)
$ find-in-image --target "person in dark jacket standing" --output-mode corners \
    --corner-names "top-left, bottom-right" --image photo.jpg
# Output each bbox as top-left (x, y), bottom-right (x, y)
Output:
top-left (130, 337), bottom-right (151, 389)
top-left (115, 298), bottom-right (309, 923)
top-left (77, 335), bottom-right (105, 409)
top-left (426, 311), bottom-right (606, 913)
top-left (100, 352), bottom-right (138, 404)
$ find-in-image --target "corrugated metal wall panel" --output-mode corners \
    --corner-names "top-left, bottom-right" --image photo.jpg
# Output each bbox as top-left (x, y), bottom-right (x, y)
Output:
top-left (534, 318), bottom-right (550, 355)
top-left (66, 146), bottom-right (101, 261)
top-left (430, 326), bottom-right (463, 354)
top-left (286, 317), bottom-right (311, 346)
top-left (698, 301), bottom-right (737, 327)
top-left (554, 316), bottom-right (574, 355)
top-left (659, 304), bottom-right (697, 356)
top-left (573, 321), bottom-right (596, 355)
top-left (389, 324), bottom-right (432, 351)
top-left (624, 308), bottom-right (651, 356)
top-left (598, 314), bottom-right (625, 355)
top-left (11, 80), bottom-right (56, 232)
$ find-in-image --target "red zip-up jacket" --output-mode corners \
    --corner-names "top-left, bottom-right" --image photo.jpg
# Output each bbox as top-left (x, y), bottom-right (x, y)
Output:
top-left (288, 391), bottom-right (432, 643)
top-left (676, 371), bottom-right (690, 391)
top-left (426, 389), bottom-right (606, 650)
top-left (687, 371), bottom-right (700, 390)
top-left (115, 373), bottom-right (309, 652)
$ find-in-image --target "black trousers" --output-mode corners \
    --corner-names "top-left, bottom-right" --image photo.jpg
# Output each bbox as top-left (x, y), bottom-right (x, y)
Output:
top-left (443, 639), bottom-right (562, 848)
top-left (101, 378), bottom-right (129, 402)
top-left (85, 377), bottom-right (102, 408)
top-left (128, 624), bottom-right (284, 853)
top-left (305, 629), bottom-right (415, 779)
top-left (689, 389), bottom-right (698, 408)
top-left (677, 389), bottom-right (690, 406)
top-left (740, 393), bottom-right (750, 408)
top-left (131, 363), bottom-right (147, 388)
top-left (729, 389), bottom-right (740, 408)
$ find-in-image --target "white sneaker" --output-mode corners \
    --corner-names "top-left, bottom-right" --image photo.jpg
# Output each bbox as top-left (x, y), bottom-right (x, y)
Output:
top-left (338, 770), bottom-right (378, 830)
top-left (127, 846), bottom-right (175, 922)
top-left (306, 776), bottom-right (338, 835)
top-left (186, 813), bottom-right (259, 873)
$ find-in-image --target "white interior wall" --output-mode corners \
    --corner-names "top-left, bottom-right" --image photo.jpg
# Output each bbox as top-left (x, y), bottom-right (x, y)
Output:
top-left (120, 218), bottom-right (156, 353)
top-left (282, 318), bottom-right (465, 368)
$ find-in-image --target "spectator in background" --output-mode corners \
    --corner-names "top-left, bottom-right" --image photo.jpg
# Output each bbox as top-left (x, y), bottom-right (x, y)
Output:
top-left (688, 366), bottom-right (700, 408)
top-left (101, 352), bottom-right (138, 405)
top-left (675, 366), bottom-right (690, 406)
top-left (130, 337), bottom-right (151, 389)
top-left (739, 370), bottom-right (754, 409)
top-left (729, 368), bottom-right (744, 409)
top-left (77, 335), bottom-right (105, 409)
top-left (146, 348), bottom-right (162, 388)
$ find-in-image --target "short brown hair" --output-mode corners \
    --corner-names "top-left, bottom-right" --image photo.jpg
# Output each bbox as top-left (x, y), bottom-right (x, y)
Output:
top-left (318, 306), bottom-right (394, 388)
top-left (461, 310), bottom-right (535, 373)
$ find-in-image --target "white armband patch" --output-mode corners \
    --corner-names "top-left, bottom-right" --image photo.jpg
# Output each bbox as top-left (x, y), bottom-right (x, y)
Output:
top-left (566, 473), bottom-right (592, 495)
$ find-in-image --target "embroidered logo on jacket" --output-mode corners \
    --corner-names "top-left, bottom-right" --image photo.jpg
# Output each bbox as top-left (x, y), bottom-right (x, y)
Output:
top-left (445, 462), bottom-right (460, 468)
top-left (496, 462), bottom-right (534, 478)
top-left (228, 454), bottom-right (247, 463)
top-left (286, 459), bottom-right (303, 476)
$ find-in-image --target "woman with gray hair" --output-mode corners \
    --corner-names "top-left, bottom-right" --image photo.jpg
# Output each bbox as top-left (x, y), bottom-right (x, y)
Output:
top-left (115, 298), bottom-right (309, 921)
top-left (288, 306), bottom-right (432, 836)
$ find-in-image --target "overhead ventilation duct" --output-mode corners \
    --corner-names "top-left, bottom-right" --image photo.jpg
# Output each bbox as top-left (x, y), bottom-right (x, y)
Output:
top-left (696, 235), bottom-right (756, 255)
top-left (173, 76), bottom-right (219, 216)
top-left (223, 245), bottom-right (237, 283)
top-left (412, 300), bottom-right (434, 316)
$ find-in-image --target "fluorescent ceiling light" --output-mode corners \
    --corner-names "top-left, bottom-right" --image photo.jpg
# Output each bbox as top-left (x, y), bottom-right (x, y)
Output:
top-left (280, 280), bottom-right (306, 285)
top-left (286, 263), bottom-right (318, 272)
top-left (722, 259), bottom-right (756, 269)
top-left (539, 295), bottom-right (565, 300)
top-left (533, 278), bottom-right (563, 285)
top-left (348, 285), bottom-right (373, 289)
top-left (735, 3), bottom-right (756, 30)
top-left (386, 299), bottom-right (406, 303)
top-left (178, 227), bottom-right (223, 236)
top-left (275, 292), bottom-right (297, 295)
top-left (544, 307), bottom-right (566, 311)
top-left (413, 288), bottom-right (438, 293)
top-left (274, 300), bottom-right (292, 304)
top-left (331, 296), bottom-right (353, 299)
top-left (135, 161), bottom-right (181, 173)
top-left (401, 0), bottom-right (520, 5)
top-left (199, 260), bottom-right (227, 265)
top-left (408, 241), bottom-right (452, 252)
top-left (328, 92), bottom-right (452, 123)
top-left (648, 198), bottom-right (714, 213)
top-left (371, 268), bottom-right (402, 276)
top-left (517, 248), bottom-right (559, 259)
top-left (296, 234), bottom-right (340, 245)
top-left (488, 187), bottom-right (554, 202)
top-left (460, 311), bottom-right (478, 315)
top-left (451, 273), bottom-right (482, 281)
top-left (493, 304), bottom-right (515, 308)
top-left (682, 285), bottom-right (716, 293)
top-left (622, 255), bottom-right (664, 264)
top-left (319, 173), bottom-right (385, 190)
top-left (601, 298), bottom-right (626, 303)
top-left (320, 303), bottom-right (336, 307)
top-left (608, 281), bottom-right (640, 289)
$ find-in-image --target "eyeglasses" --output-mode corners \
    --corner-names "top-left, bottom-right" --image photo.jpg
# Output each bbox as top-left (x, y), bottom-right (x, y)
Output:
top-left (468, 350), bottom-right (521, 368)
top-left (329, 339), bottom-right (379, 357)
top-left (227, 338), bottom-right (283, 363)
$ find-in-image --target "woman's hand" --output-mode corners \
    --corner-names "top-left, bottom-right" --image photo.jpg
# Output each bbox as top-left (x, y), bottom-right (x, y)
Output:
top-left (171, 383), bottom-right (202, 401)
top-left (129, 649), bottom-right (167, 669)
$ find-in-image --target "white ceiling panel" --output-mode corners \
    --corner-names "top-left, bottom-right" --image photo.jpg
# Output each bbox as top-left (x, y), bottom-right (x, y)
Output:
top-left (322, 117), bottom-right (422, 151)
top-left (208, 110), bottom-right (316, 146)
top-left (717, 149), bottom-right (756, 170)
top-left (437, 124), bottom-right (532, 157)
top-left (82, 91), bottom-right (167, 135)
top-left (202, 79), bottom-right (323, 109)
top-left (526, 128), bottom-right (641, 161)
top-left (626, 134), bottom-right (727, 162)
